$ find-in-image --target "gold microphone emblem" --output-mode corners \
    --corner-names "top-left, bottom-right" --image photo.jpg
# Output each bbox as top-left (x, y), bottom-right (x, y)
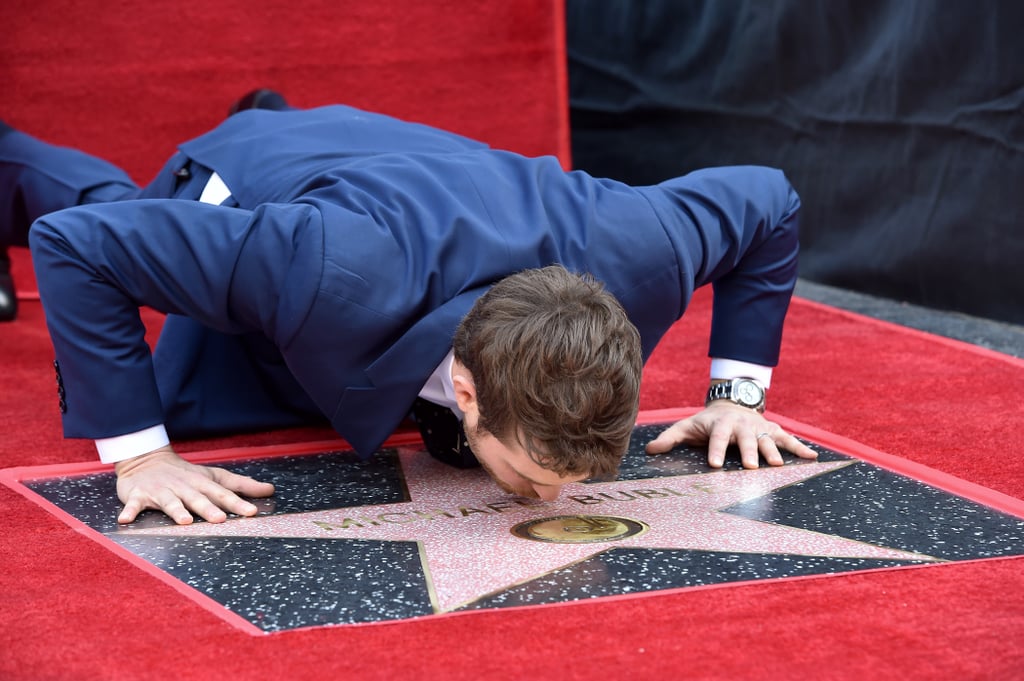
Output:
top-left (511, 515), bottom-right (648, 544)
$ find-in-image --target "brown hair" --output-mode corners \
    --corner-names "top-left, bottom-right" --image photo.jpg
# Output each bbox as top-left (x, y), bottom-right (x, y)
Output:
top-left (453, 265), bottom-right (642, 479)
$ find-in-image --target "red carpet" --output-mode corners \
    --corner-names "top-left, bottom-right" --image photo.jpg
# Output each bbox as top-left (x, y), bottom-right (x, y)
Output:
top-left (3, 279), bottom-right (1024, 679)
top-left (3, 2), bottom-right (1024, 679)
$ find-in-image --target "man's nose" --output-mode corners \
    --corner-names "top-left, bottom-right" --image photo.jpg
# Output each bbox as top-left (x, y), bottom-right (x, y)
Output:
top-left (532, 484), bottom-right (562, 501)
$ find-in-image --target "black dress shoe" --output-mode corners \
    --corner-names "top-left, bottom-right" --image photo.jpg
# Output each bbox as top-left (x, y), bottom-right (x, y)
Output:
top-left (227, 89), bottom-right (290, 116)
top-left (0, 249), bottom-right (17, 322)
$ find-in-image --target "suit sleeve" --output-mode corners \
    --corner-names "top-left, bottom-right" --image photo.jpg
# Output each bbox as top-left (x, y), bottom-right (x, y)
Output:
top-left (707, 169), bottom-right (800, 367)
top-left (652, 166), bottom-right (801, 367)
top-left (29, 198), bottom-right (324, 440)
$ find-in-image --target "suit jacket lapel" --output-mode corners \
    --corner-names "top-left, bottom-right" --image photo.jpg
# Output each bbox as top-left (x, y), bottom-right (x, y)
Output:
top-left (331, 287), bottom-right (486, 457)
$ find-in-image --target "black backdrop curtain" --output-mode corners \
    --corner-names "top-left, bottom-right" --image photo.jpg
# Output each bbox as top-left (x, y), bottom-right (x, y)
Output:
top-left (567, 0), bottom-right (1024, 324)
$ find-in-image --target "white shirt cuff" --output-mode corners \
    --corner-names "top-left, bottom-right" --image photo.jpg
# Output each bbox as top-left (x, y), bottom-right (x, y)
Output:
top-left (710, 358), bottom-right (773, 389)
top-left (95, 425), bottom-right (170, 464)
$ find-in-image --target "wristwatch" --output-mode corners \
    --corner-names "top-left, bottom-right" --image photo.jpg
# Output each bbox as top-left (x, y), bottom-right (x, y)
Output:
top-left (705, 377), bottom-right (766, 413)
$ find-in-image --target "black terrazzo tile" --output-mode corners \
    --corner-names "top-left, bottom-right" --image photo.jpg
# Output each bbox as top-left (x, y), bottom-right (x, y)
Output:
top-left (461, 548), bottom-right (931, 610)
top-left (110, 535), bottom-right (432, 631)
top-left (725, 462), bottom-right (1024, 560)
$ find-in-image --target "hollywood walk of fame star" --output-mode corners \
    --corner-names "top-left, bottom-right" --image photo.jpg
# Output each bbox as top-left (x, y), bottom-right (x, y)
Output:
top-left (117, 448), bottom-right (939, 613)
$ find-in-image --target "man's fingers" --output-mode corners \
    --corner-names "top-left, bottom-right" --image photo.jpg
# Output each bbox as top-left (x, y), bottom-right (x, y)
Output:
top-left (119, 484), bottom-right (244, 526)
top-left (142, 487), bottom-right (198, 525)
top-left (706, 428), bottom-right (733, 468)
top-left (119, 489), bottom-right (196, 525)
top-left (159, 495), bottom-right (199, 525)
top-left (118, 498), bottom-right (146, 525)
top-left (179, 490), bottom-right (229, 524)
top-left (780, 433), bottom-right (818, 460)
top-left (118, 474), bottom-right (267, 526)
top-left (737, 430), bottom-right (762, 469)
top-left (192, 478), bottom-right (259, 520)
top-left (645, 420), bottom-right (699, 455)
top-left (756, 431), bottom-right (785, 467)
top-left (645, 431), bottom-right (676, 455)
top-left (114, 448), bottom-right (276, 525)
top-left (204, 468), bottom-right (273, 518)
top-left (646, 407), bottom-right (819, 470)
top-left (208, 467), bottom-right (276, 498)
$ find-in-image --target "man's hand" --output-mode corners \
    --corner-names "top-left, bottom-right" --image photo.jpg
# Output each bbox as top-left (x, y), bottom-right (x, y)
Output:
top-left (114, 445), bottom-right (275, 525)
top-left (645, 402), bottom-right (818, 469)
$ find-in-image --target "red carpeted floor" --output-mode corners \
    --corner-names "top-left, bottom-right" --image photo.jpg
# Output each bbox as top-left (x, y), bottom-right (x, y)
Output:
top-left (3, 266), bottom-right (1024, 679)
top-left (3, 1), bottom-right (1024, 679)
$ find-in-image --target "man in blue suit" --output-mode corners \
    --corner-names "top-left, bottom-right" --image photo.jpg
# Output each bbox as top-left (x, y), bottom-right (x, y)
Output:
top-left (2, 92), bottom-right (816, 525)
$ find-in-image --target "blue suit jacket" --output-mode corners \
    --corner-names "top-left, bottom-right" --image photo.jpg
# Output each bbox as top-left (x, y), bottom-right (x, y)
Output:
top-left (27, 105), bottom-right (801, 456)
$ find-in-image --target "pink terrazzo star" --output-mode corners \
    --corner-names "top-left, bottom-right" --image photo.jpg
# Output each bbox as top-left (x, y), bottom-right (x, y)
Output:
top-left (118, 450), bottom-right (936, 612)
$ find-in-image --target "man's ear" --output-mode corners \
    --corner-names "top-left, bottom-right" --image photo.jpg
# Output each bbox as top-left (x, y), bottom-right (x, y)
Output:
top-left (450, 360), bottom-right (478, 415)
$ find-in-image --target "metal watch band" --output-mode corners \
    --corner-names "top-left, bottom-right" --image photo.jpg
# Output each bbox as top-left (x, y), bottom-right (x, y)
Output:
top-left (705, 378), bottom-right (766, 412)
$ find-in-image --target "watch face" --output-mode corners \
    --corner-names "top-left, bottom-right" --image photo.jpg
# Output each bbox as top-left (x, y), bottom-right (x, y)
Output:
top-left (735, 380), bottom-right (763, 406)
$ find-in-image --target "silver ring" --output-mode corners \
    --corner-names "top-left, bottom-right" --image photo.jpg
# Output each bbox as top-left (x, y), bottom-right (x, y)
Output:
top-left (756, 432), bottom-right (770, 440)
